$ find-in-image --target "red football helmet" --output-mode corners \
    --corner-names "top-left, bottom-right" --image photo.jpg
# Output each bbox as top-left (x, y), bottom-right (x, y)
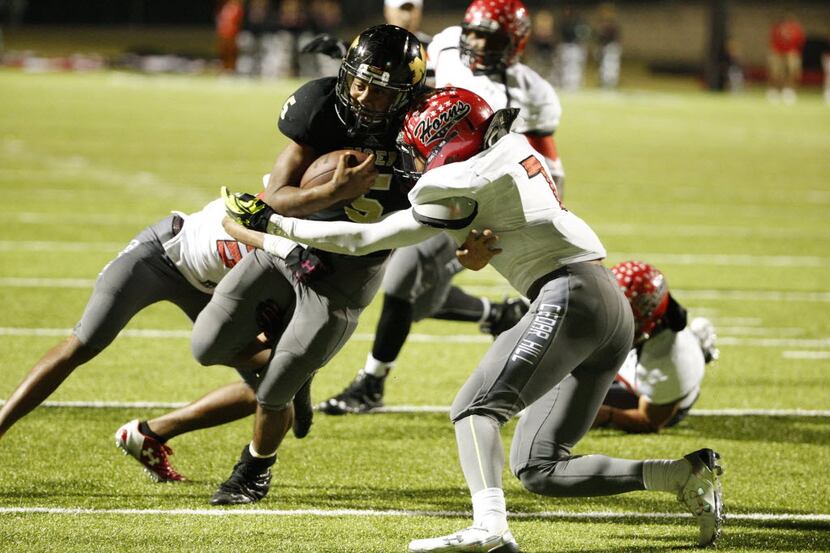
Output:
top-left (460, 0), bottom-right (531, 73)
top-left (396, 87), bottom-right (495, 186)
top-left (611, 261), bottom-right (670, 344)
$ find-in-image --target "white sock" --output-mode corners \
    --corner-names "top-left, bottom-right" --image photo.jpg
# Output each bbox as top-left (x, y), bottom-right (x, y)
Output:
top-left (642, 458), bottom-right (691, 493)
top-left (477, 298), bottom-right (492, 323)
top-left (472, 487), bottom-right (508, 534)
top-left (363, 353), bottom-right (393, 377)
top-left (248, 442), bottom-right (277, 459)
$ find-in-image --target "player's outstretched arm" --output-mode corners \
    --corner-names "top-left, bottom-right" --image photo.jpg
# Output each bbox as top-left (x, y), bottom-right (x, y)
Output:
top-left (593, 397), bottom-right (680, 434)
top-left (263, 207), bottom-right (438, 256)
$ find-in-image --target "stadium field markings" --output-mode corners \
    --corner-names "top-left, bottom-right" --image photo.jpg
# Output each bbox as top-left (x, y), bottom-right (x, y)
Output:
top-left (2, 278), bottom-right (830, 305)
top-left (783, 351), bottom-right (830, 360)
top-left (2, 244), bottom-right (829, 268)
top-left (0, 506), bottom-right (827, 524)
top-left (1, 137), bottom-right (206, 201)
top-left (0, 399), bottom-right (827, 417)
top-left (7, 214), bottom-right (829, 241)
top-left (1, 327), bottom-right (829, 350)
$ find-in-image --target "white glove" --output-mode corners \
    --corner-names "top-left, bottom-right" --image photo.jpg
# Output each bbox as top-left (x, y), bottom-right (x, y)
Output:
top-left (690, 317), bottom-right (719, 363)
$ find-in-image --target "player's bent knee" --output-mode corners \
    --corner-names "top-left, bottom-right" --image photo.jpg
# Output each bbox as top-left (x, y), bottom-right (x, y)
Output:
top-left (517, 465), bottom-right (565, 497)
top-left (191, 335), bottom-right (228, 367)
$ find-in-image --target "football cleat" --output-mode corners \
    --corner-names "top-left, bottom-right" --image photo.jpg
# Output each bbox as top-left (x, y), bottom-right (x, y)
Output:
top-left (481, 297), bottom-right (530, 338)
top-left (292, 378), bottom-right (314, 439)
top-left (409, 526), bottom-right (519, 553)
top-left (678, 448), bottom-right (724, 547)
top-left (114, 419), bottom-right (185, 482)
top-left (317, 370), bottom-right (386, 415)
top-left (210, 445), bottom-right (275, 505)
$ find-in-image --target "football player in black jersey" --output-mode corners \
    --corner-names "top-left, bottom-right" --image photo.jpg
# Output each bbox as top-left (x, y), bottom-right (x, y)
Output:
top-left (189, 24), bottom-right (427, 506)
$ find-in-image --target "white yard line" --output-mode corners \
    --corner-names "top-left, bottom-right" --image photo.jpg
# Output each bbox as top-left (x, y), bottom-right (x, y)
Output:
top-left (1, 244), bottom-right (828, 268)
top-left (783, 351), bottom-right (830, 360)
top-left (0, 399), bottom-right (827, 417)
top-left (0, 506), bottom-right (826, 524)
top-left (0, 242), bottom-right (124, 253)
top-left (2, 327), bottom-right (830, 349)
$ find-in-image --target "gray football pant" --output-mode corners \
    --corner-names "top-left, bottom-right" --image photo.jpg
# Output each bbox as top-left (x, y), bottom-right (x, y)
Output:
top-left (450, 262), bottom-right (644, 497)
top-left (74, 215), bottom-right (211, 352)
top-left (382, 233), bottom-right (463, 321)
top-left (191, 248), bottom-right (386, 409)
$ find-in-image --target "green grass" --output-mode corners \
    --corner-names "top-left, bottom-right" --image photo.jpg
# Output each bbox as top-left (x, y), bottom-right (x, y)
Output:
top-left (1, 69), bottom-right (829, 552)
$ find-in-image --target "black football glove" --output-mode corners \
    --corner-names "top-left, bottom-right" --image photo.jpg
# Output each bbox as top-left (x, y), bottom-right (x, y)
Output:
top-left (286, 246), bottom-right (330, 284)
top-left (300, 33), bottom-right (349, 59)
top-left (222, 186), bottom-right (274, 232)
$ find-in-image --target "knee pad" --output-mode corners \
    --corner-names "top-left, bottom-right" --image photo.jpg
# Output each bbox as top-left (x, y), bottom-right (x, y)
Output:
top-left (191, 334), bottom-right (225, 367)
top-left (518, 466), bottom-right (550, 495)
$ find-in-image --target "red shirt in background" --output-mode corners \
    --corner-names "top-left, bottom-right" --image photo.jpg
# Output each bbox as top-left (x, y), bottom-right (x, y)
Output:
top-left (770, 19), bottom-right (806, 55)
top-left (217, 0), bottom-right (244, 40)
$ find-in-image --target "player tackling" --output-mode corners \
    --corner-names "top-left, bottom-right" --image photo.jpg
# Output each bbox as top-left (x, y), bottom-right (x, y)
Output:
top-left (224, 87), bottom-right (724, 550)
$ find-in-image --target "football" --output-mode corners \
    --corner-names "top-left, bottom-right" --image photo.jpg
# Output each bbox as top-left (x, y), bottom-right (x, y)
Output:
top-left (300, 149), bottom-right (370, 189)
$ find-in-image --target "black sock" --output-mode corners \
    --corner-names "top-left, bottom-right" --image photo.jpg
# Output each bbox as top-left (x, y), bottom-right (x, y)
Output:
top-left (432, 286), bottom-right (485, 322)
top-left (371, 294), bottom-right (414, 363)
top-left (138, 420), bottom-right (167, 444)
top-left (240, 444), bottom-right (277, 469)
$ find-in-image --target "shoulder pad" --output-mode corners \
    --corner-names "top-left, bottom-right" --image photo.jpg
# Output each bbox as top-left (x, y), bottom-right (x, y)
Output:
top-left (277, 77), bottom-right (337, 145)
top-left (412, 197), bottom-right (478, 230)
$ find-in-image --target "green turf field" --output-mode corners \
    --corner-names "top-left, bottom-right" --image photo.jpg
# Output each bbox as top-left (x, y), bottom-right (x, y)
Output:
top-left (1, 70), bottom-right (829, 552)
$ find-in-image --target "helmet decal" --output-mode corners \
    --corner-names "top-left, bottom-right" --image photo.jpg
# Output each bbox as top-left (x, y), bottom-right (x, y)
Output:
top-left (394, 87), bottom-right (495, 188)
top-left (414, 101), bottom-right (472, 145)
top-left (356, 63), bottom-right (391, 84)
top-left (408, 45), bottom-right (426, 84)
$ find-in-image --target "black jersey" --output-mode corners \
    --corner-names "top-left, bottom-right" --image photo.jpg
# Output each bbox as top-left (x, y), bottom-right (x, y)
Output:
top-left (277, 77), bottom-right (412, 224)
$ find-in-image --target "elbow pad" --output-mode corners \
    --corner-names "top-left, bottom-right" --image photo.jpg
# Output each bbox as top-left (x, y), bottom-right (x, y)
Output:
top-left (412, 197), bottom-right (478, 230)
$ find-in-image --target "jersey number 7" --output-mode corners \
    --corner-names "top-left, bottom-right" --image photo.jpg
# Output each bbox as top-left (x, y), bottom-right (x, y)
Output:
top-left (520, 155), bottom-right (565, 210)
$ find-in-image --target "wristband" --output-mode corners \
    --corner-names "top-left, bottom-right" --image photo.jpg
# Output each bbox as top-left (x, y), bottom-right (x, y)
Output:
top-left (262, 234), bottom-right (298, 259)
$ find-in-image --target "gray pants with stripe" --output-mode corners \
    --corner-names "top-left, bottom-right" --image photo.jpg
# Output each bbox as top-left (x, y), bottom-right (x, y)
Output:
top-left (450, 262), bottom-right (644, 497)
top-left (74, 215), bottom-right (211, 352)
top-left (190, 248), bottom-right (387, 409)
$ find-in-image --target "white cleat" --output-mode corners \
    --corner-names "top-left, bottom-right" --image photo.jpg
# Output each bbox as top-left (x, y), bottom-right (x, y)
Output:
top-left (408, 526), bottom-right (519, 553)
top-left (678, 448), bottom-right (724, 547)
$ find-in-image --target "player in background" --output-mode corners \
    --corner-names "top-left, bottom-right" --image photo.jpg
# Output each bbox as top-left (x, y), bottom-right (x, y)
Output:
top-left (430, 0), bottom-right (564, 188)
top-left (0, 197), bottom-right (313, 482)
top-left (384, 0), bottom-right (431, 46)
top-left (224, 87), bottom-right (724, 550)
top-left (318, 0), bottom-right (558, 415)
top-left (191, 24), bottom-right (427, 506)
top-left (595, 261), bottom-right (720, 434)
top-left (767, 11), bottom-right (806, 104)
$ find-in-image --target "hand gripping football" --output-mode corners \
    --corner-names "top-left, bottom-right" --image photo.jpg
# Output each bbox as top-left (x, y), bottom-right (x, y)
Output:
top-left (300, 149), bottom-right (370, 189)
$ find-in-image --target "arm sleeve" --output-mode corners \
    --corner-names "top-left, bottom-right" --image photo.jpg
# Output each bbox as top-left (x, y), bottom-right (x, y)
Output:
top-left (266, 208), bottom-right (442, 255)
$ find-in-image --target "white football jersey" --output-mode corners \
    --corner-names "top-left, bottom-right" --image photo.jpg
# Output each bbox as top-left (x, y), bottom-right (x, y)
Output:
top-left (409, 133), bottom-right (604, 296)
top-left (162, 198), bottom-right (255, 294)
top-left (615, 327), bottom-right (706, 408)
top-left (428, 26), bottom-right (561, 134)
